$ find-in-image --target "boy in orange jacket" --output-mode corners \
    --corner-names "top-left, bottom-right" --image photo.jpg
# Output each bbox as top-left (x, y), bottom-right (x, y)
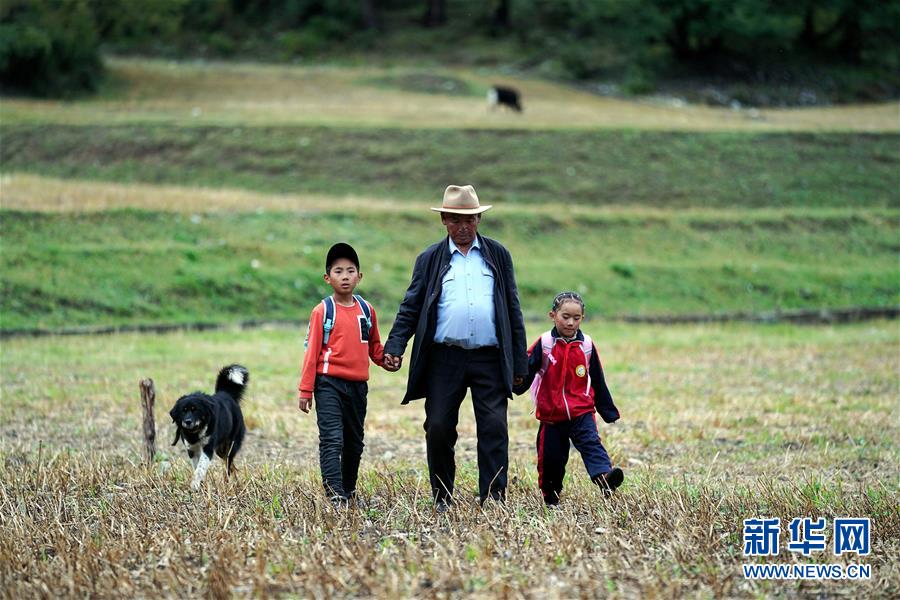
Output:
top-left (298, 243), bottom-right (394, 505)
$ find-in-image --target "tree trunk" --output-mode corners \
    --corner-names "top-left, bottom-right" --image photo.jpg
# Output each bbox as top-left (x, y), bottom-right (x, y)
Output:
top-left (360, 0), bottom-right (381, 31)
top-left (422, 0), bottom-right (447, 27)
top-left (667, 14), bottom-right (692, 59)
top-left (491, 0), bottom-right (510, 33)
top-left (800, 5), bottom-right (817, 48)
top-left (140, 379), bottom-right (157, 465)
top-left (837, 6), bottom-right (862, 62)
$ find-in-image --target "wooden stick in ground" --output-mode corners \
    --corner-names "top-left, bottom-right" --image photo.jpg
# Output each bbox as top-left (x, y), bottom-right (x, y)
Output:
top-left (139, 379), bottom-right (157, 465)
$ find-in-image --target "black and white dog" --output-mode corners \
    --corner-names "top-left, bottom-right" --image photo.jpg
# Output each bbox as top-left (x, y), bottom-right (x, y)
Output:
top-left (488, 85), bottom-right (523, 112)
top-left (170, 364), bottom-right (248, 491)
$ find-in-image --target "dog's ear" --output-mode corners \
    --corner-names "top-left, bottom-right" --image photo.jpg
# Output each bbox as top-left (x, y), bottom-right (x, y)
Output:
top-left (169, 400), bottom-right (183, 446)
top-left (169, 398), bottom-right (185, 422)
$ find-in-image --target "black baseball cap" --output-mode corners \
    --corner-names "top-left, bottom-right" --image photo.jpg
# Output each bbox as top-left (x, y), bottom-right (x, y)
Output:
top-left (325, 242), bottom-right (360, 273)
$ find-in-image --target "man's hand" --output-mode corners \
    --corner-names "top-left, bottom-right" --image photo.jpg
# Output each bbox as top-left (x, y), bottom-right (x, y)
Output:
top-left (383, 353), bottom-right (403, 372)
top-left (511, 375), bottom-right (528, 395)
top-left (298, 392), bottom-right (312, 413)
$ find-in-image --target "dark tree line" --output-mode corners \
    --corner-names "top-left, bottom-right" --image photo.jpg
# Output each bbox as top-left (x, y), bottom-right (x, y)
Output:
top-left (2, 0), bottom-right (898, 98)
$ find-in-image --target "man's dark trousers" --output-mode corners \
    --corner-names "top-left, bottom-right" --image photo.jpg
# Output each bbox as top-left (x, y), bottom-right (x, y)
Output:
top-left (314, 374), bottom-right (367, 499)
top-left (424, 343), bottom-right (508, 503)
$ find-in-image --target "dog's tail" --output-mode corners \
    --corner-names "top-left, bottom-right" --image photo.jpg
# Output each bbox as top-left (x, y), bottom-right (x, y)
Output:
top-left (215, 364), bottom-right (249, 403)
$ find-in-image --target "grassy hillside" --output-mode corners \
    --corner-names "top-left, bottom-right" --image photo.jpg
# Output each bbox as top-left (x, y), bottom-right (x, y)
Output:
top-left (2, 124), bottom-right (898, 209)
top-left (1, 59), bottom-right (897, 331)
top-left (2, 182), bottom-right (896, 330)
top-left (3, 60), bottom-right (898, 132)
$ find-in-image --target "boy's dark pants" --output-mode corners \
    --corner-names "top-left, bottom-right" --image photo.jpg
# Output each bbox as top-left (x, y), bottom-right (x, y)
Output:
top-left (537, 412), bottom-right (612, 505)
top-left (314, 374), bottom-right (367, 499)
top-left (424, 344), bottom-right (508, 503)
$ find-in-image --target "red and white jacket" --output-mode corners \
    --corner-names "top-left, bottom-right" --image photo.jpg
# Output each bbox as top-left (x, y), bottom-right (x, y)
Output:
top-left (515, 328), bottom-right (620, 424)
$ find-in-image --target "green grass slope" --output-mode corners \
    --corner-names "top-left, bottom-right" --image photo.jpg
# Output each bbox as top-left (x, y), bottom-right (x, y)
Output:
top-left (2, 125), bottom-right (898, 208)
top-left (2, 207), bottom-right (896, 330)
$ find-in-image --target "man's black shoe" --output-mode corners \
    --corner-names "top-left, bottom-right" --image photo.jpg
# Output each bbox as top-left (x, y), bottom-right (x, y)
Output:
top-left (329, 494), bottom-right (349, 510)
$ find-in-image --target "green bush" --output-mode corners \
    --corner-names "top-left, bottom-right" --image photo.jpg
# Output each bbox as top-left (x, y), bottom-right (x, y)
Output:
top-left (0, 0), bottom-right (103, 98)
top-left (622, 67), bottom-right (656, 95)
top-left (90, 0), bottom-right (186, 45)
top-left (278, 15), bottom-right (354, 56)
top-left (514, 0), bottom-right (897, 93)
top-left (207, 31), bottom-right (237, 56)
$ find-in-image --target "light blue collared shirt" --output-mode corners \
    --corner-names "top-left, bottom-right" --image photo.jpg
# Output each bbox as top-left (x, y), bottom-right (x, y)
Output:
top-left (434, 237), bottom-right (498, 349)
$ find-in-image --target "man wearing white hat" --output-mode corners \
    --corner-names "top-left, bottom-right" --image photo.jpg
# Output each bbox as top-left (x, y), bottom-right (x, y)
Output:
top-left (384, 184), bottom-right (528, 510)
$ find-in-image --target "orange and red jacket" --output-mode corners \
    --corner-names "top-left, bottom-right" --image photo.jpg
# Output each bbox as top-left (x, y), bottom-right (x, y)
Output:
top-left (298, 298), bottom-right (385, 399)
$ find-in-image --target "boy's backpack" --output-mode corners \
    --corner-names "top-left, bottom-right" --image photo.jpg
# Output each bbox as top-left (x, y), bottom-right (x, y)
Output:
top-left (304, 294), bottom-right (372, 350)
top-left (529, 330), bottom-right (593, 409)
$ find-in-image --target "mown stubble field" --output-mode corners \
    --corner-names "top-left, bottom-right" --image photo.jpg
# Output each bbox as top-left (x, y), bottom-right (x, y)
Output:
top-left (1, 322), bottom-right (897, 598)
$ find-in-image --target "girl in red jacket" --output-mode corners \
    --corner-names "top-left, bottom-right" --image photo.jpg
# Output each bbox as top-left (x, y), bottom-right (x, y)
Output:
top-left (515, 291), bottom-right (624, 505)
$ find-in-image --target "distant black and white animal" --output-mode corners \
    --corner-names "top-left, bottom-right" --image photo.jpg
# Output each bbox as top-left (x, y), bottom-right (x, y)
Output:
top-left (488, 85), bottom-right (522, 112)
top-left (170, 364), bottom-right (248, 491)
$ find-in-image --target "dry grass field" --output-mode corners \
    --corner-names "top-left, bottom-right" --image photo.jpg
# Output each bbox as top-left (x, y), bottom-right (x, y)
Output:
top-left (9, 172), bottom-right (886, 221)
top-left (2, 58), bottom-right (898, 131)
top-left (1, 322), bottom-right (897, 598)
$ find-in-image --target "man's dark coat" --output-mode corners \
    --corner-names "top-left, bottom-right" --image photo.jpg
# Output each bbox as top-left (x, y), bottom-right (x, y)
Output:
top-left (385, 234), bottom-right (528, 403)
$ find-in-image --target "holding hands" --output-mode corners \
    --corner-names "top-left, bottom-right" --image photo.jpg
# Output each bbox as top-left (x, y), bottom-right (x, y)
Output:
top-left (383, 353), bottom-right (403, 372)
top-left (511, 375), bottom-right (526, 395)
top-left (300, 354), bottom-right (399, 414)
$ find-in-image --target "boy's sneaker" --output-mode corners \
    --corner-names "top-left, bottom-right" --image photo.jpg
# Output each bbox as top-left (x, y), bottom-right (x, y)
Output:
top-left (435, 498), bottom-right (453, 514)
top-left (595, 467), bottom-right (624, 497)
